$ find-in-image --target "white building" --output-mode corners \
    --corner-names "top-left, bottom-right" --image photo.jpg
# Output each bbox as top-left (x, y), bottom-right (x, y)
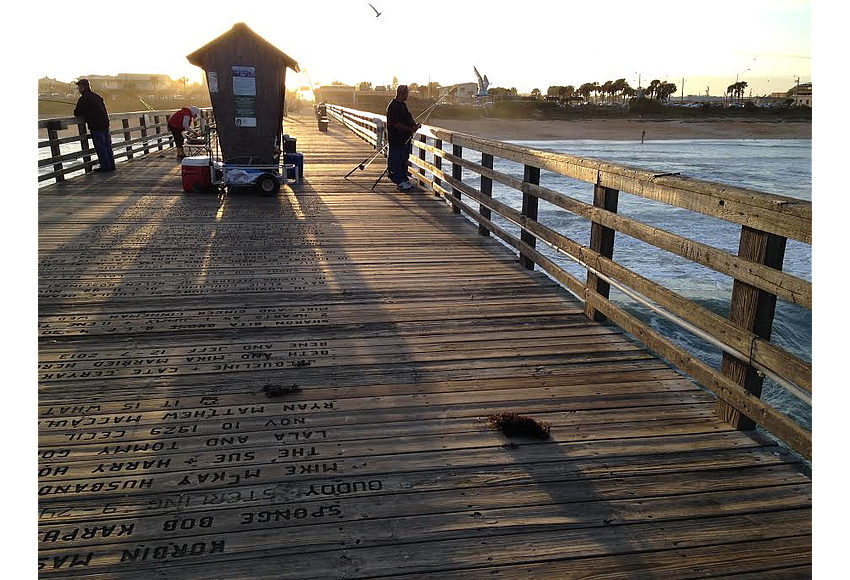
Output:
top-left (790, 82), bottom-right (812, 107)
top-left (439, 83), bottom-right (479, 100)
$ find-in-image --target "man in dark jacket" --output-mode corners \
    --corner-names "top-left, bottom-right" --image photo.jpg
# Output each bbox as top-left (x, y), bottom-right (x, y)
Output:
top-left (386, 85), bottom-right (420, 191)
top-left (74, 79), bottom-right (115, 172)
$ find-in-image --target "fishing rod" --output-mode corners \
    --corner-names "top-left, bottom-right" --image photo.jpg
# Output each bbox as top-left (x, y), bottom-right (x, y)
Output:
top-left (138, 97), bottom-right (155, 111)
top-left (345, 87), bottom-right (456, 179)
top-left (38, 98), bottom-right (76, 106)
top-left (367, 96), bottom-right (447, 190)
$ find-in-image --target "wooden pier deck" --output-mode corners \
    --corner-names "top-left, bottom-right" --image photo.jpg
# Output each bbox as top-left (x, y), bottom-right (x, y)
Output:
top-left (38, 113), bottom-right (812, 577)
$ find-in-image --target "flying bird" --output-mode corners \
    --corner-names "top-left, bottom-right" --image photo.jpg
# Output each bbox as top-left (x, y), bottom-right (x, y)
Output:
top-left (368, 3), bottom-right (382, 17)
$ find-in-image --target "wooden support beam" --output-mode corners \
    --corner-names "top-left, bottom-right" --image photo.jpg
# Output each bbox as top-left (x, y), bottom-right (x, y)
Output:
top-left (716, 226), bottom-right (788, 429)
top-left (77, 121), bottom-right (92, 174)
top-left (153, 115), bottom-right (163, 151)
top-left (479, 153), bottom-right (493, 236)
top-left (520, 165), bottom-right (540, 270)
top-left (434, 139), bottom-right (443, 197)
top-left (419, 134), bottom-right (426, 178)
top-left (451, 144), bottom-right (462, 214)
top-left (46, 125), bottom-right (64, 183)
top-left (122, 118), bottom-right (133, 160)
top-left (140, 115), bottom-right (149, 155)
top-left (586, 184), bottom-right (620, 322)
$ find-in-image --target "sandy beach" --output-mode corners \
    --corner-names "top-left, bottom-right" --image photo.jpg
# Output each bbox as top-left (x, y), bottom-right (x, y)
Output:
top-left (429, 118), bottom-right (812, 141)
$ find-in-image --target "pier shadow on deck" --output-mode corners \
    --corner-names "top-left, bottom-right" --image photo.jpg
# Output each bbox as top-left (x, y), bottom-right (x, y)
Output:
top-left (37, 113), bottom-right (812, 578)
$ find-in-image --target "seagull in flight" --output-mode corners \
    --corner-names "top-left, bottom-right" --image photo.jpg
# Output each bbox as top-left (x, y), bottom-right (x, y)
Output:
top-left (368, 3), bottom-right (382, 17)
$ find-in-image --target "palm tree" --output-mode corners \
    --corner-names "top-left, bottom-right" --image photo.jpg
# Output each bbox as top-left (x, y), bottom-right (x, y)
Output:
top-left (658, 82), bottom-right (677, 102)
top-left (180, 76), bottom-right (189, 95)
top-left (618, 80), bottom-right (633, 103)
top-left (602, 80), bottom-right (614, 104)
top-left (612, 79), bottom-right (626, 103)
top-left (737, 81), bottom-right (748, 103)
top-left (590, 82), bottom-right (601, 104)
top-left (726, 82), bottom-right (748, 104)
top-left (647, 79), bottom-right (661, 100)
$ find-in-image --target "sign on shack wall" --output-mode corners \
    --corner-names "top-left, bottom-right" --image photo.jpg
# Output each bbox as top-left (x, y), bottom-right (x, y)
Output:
top-left (232, 65), bottom-right (257, 127)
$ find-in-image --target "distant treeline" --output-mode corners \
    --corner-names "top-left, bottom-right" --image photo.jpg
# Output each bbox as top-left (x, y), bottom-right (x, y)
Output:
top-left (325, 98), bottom-right (811, 122)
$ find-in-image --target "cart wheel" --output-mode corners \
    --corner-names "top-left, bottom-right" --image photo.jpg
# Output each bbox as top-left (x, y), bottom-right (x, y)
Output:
top-left (257, 173), bottom-right (280, 196)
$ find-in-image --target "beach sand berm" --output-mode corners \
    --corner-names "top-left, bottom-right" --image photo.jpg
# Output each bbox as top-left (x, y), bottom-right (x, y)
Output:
top-left (430, 118), bottom-right (811, 141)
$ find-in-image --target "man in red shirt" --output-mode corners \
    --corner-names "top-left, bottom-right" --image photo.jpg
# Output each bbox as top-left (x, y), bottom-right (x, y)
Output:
top-left (168, 105), bottom-right (201, 159)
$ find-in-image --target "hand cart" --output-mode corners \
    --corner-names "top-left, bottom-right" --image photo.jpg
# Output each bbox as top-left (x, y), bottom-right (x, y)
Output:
top-left (189, 124), bottom-right (298, 196)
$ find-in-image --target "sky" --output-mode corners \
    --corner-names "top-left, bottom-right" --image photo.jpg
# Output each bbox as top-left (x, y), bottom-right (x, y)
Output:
top-left (32, 0), bottom-right (812, 97)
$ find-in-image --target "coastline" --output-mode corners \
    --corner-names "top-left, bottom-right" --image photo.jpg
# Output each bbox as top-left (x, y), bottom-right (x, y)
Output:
top-left (429, 118), bottom-right (812, 141)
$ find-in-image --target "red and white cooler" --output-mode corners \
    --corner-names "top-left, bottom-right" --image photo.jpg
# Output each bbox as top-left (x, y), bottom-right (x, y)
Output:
top-left (181, 156), bottom-right (212, 192)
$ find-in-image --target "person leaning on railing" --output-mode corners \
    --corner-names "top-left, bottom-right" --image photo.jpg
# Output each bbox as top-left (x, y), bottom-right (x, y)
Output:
top-left (168, 105), bottom-right (201, 160)
top-left (73, 79), bottom-right (116, 172)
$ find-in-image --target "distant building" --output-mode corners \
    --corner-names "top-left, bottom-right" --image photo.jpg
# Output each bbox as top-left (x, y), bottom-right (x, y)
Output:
top-left (439, 82), bottom-right (478, 102)
top-left (353, 87), bottom-right (395, 109)
top-left (315, 84), bottom-right (355, 107)
top-left (789, 82), bottom-right (812, 107)
top-left (682, 95), bottom-right (725, 104)
top-left (79, 73), bottom-right (174, 92)
top-left (756, 93), bottom-right (790, 107)
top-left (38, 76), bottom-right (72, 94)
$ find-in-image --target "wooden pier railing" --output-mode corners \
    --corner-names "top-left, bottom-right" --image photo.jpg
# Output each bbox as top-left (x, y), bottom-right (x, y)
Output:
top-left (38, 108), bottom-right (214, 183)
top-left (326, 104), bottom-right (813, 461)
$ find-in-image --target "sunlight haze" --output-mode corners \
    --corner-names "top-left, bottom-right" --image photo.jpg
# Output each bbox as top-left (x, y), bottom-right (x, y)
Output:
top-left (35, 0), bottom-right (811, 97)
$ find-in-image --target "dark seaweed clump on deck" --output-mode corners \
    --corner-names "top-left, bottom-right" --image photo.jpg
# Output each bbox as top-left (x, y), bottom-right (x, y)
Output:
top-left (263, 383), bottom-right (302, 397)
top-left (488, 412), bottom-right (551, 439)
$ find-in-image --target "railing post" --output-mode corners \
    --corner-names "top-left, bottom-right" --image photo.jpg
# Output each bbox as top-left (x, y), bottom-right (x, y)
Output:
top-left (433, 139), bottom-right (442, 197)
top-left (418, 134), bottom-right (426, 180)
top-left (585, 184), bottom-right (620, 321)
top-left (122, 118), bottom-right (132, 160)
top-left (374, 118), bottom-right (383, 150)
top-left (479, 153), bottom-right (493, 236)
top-left (153, 115), bottom-right (163, 151)
top-left (716, 226), bottom-right (787, 429)
top-left (451, 144), bottom-right (462, 214)
top-left (140, 115), bottom-right (149, 155)
top-left (77, 121), bottom-right (93, 174)
top-left (46, 120), bottom-right (66, 183)
top-left (520, 165), bottom-right (540, 270)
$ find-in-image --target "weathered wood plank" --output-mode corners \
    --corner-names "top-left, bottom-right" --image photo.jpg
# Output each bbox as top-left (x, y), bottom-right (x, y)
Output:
top-left (37, 111), bottom-right (811, 578)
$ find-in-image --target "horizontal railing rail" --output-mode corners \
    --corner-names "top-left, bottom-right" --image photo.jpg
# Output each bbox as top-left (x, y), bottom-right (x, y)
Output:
top-left (326, 104), bottom-right (813, 461)
top-left (38, 108), bottom-right (214, 183)
top-left (326, 104), bottom-right (384, 150)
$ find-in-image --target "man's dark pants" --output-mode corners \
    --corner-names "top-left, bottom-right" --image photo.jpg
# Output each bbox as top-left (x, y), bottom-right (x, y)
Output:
top-left (91, 129), bottom-right (116, 171)
top-left (387, 143), bottom-right (411, 185)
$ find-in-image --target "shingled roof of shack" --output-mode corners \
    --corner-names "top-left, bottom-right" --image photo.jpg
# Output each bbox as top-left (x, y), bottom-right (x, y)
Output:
top-left (186, 22), bottom-right (300, 72)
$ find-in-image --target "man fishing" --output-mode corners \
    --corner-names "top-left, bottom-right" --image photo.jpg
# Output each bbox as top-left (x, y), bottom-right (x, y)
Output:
top-left (386, 85), bottom-right (420, 191)
top-left (73, 79), bottom-right (116, 172)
